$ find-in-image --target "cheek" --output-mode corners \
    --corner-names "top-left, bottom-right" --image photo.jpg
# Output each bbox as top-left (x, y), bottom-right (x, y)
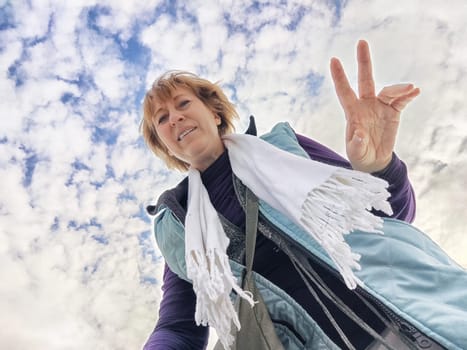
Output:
top-left (154, 128), bottom-right (174, 154)
top-left (155, 125), bottom-right (170, 142)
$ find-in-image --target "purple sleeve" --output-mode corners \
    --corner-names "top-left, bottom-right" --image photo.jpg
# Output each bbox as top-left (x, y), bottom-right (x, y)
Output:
top-left (295, 133), bottom-right (416, 222)
top-left (143, 264), bottom-right (209, 350)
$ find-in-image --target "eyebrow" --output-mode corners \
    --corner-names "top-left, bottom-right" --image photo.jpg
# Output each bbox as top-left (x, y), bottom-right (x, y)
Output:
top-left (154, 93), bottom-right (187, 116)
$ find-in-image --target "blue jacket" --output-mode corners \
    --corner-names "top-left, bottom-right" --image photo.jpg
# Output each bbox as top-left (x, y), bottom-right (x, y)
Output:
top-left (151, 123), bottom-right (467, 349)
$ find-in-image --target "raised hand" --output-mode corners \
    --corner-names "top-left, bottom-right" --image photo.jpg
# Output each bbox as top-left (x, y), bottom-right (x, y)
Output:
top-left (330, 40), bottom-right (420, 173)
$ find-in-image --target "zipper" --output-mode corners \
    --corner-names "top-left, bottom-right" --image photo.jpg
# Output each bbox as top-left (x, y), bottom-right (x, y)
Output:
top-left (398, 323), bottom-right (434, 349)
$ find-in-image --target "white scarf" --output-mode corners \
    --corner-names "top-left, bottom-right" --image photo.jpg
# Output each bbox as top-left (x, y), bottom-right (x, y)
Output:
top-left (185, 133), bottom-right (392, 349)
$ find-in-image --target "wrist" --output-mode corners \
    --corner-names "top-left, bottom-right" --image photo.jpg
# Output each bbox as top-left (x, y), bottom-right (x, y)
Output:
top-left (370, 153), bottom-right (395, 175)
top-left (371, 152), bottom-right (397, 177)
top-left (351, 154), bottom-right (394, 173)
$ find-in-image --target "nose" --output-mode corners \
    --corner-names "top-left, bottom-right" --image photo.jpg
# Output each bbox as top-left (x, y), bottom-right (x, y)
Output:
top-left (169, 112), bottom-right (185, 126)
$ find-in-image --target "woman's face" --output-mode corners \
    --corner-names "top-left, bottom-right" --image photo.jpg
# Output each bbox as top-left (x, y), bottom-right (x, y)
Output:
top-left (153, 87), bottom-right (224, 171)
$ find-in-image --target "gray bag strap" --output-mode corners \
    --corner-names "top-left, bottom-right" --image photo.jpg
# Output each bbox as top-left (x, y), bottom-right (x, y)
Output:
top-left (214, 189), bottom-right (284, 350)
top-left (244, 187), bottom-right (259, 278)
top-left (282, 240), bottom-right (400, 350)
top-left (233, 188), bottom-right (285, 350)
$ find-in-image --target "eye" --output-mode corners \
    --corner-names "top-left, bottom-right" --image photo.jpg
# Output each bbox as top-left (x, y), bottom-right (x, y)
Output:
top-left (179, 99), bottom-right (190, 108)
top-left (157, 114), bottom-right (168, 125)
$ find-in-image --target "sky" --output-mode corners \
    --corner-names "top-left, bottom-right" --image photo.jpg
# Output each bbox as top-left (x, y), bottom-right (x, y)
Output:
top-left (0, 0), bottom-right (466, 349)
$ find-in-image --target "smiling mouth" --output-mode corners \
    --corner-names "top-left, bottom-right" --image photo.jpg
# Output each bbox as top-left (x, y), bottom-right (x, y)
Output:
top-left (177, 127), bottom-right (197, 141)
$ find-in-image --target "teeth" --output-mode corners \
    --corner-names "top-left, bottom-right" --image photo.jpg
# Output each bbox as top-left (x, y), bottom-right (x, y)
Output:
top-left (178, 128), bottom-right (195, 141)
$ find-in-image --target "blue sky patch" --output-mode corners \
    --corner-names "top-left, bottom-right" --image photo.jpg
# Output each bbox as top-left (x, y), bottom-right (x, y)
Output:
top-left (23, 152), bottom-right (38, 187)
top-left (8, 58), bottom-right (25, 86)
top-left (85, 5), bottom-right (112, 33)
top-left (50, 216), bottom-right (60, 232)
top-left (304, 72), bottom-right (324, 96)
top-left (0, 3), bottom-right (16, 32)
top-left (286, 5), bottom-right (306, 31)
top-left (91, 126), bottom-right (119, 145)
top-left (91, 234), bottom-right (109, 245)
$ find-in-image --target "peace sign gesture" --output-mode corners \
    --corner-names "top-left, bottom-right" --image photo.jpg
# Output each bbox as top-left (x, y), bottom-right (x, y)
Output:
top-left (330, 40), bottom-right (420, 173)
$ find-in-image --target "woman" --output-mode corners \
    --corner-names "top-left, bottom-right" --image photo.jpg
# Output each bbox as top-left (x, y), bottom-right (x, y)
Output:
top-left (140, 41), bottom-right (465, 349)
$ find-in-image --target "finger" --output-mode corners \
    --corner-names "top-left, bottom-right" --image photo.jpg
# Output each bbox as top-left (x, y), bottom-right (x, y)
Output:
top-left (357, 40), bottom-right (376, 99)
top-left (378, 84), bottom-right (418, 105)
top-left (330, 57), bottom-right (357, 112)
top-left (379, 84), bottom-right (415, 97)
top-left (391, 88), bottom-right (420, 112)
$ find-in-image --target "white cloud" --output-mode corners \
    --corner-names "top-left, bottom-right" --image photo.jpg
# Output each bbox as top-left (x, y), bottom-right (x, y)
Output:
top-left (1, 1), bottom-right (466, 349)
top-left (110, 145), bottom-right (147, 178)
top-left (10, 0), bottom-right (53, 40)
top-left (95, 0), bottom-right (163, 41)
top-left (0, 163), bottom-right (32, 219)
top-left (93, 58), bottom-right (127, 100)
top-left (140, 14), bottom-right (202, 72)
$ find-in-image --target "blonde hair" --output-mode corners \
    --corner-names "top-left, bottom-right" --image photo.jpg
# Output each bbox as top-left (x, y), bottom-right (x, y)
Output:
top-left (141, 71), bottom-right (239, 171)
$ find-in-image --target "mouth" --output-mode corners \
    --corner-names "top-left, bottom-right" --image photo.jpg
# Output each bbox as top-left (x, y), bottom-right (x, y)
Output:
top-left (177, 127), bottom-right (197, 141)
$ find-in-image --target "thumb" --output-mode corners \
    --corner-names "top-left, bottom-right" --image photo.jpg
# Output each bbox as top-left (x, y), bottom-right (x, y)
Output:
top-left (348, 130), bottom-right (368, 161)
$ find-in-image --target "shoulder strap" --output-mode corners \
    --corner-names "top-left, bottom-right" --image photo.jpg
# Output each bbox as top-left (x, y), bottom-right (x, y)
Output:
top-left (232, 187), bottom-right (285, 350)
top-left (245, 187), bottom-right (259, 278)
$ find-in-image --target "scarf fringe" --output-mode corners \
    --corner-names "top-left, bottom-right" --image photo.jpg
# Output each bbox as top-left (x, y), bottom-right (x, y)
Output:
top-left (186, 248), bottom-right (255, 349)
top-left (185, 133), bottom-right (394, 348)
top-left (300, 168), bottom-right (393, 289)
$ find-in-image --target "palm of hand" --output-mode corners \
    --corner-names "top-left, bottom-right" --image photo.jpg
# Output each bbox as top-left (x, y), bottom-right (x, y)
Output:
top-left (331, 41), bottom-right (420, 173)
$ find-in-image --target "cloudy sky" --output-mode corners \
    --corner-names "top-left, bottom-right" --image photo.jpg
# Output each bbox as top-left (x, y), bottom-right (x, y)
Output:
top-left (1, 0), bottom-right (466, 349)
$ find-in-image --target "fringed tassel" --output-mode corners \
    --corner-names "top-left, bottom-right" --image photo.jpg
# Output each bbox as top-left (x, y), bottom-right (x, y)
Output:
top-left (300, 168), bottom-right (393, 289)
top-left (186, 248), bottom-right (255, 349)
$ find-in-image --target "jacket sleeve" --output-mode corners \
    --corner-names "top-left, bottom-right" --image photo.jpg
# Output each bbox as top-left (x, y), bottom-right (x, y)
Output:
top-left (143, 263), bottom-right (209, 350)
top-left (295, 133), bottom-right (416, 223)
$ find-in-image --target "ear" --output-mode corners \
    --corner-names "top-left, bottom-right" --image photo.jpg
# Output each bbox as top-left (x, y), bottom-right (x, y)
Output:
top-left (215, 114), bottom-right (222, 126)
